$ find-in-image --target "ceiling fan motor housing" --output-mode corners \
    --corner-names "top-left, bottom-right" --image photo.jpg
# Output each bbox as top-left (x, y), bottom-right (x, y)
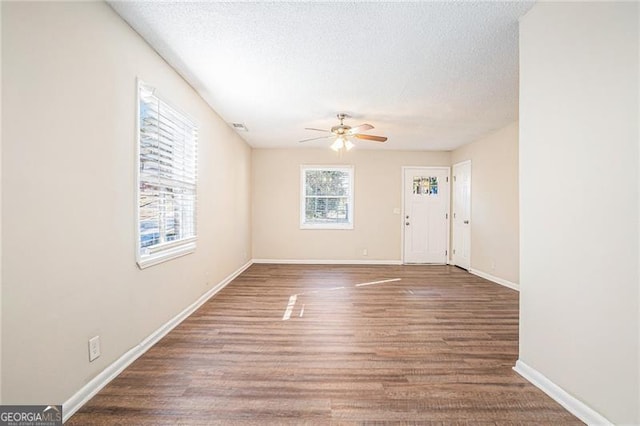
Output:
top-left (331, 124), bottom-right (351, 135)
top-left (332, 113), bottom-right (351, 135)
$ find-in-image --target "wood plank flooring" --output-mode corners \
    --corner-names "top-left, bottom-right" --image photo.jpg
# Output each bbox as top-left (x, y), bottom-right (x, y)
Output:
top-left (68, 264), bottom-right (582, 425)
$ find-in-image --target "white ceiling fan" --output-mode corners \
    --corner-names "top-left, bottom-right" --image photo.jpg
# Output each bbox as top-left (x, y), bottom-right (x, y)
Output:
top-left (299, 113), bottom-right (387, 151)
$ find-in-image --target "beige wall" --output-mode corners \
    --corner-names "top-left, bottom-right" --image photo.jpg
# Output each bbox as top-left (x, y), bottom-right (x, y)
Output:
top-left (0, 1), bottom-right (3, 404)
top-left (252, 149), bottom-right (450, 261)
top-left (520, 2), bottom-right (638, 424)
top-left (1, 2), bottom-right (251, 405)
top-left (451, 122), bottom-right (519, 285)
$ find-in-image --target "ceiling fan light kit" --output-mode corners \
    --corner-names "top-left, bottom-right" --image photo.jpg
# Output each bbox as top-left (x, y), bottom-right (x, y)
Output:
top-left (330, 136), bottom-right (354, 152)
top-left (300, 113), bottom-right (387, 152)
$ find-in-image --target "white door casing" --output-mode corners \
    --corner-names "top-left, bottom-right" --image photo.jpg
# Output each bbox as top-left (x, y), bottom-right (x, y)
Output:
top-left (452, 161), bottom-right (471, 270)
top-left (402, 167), bottom-right (450, 264)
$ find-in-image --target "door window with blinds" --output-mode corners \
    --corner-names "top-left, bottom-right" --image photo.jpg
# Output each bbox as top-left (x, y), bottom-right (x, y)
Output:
top-left (137, 81), bottom-right (198, 268)
top-left (300, 165), bottom-right (354, 229)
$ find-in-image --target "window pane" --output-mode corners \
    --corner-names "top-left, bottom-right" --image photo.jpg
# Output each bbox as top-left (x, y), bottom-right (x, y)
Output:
top-left (305, 170), bottom-right (349, 196)
top-left (412, 176), bottom-right (438, 196)
top-left (305, 197), bottom-right (317, 221)
top-left (304, 196), bottom-right (350, 223)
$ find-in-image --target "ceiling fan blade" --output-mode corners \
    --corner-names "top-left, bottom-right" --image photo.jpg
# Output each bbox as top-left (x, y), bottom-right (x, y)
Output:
top-left (354, 133), bottom-right (387, 142)
top-left (348, 124), bottom-right (374, 134)
top-left (299, 135), bottom-right (334, 143)
top-left (304, 127), bottom-right (331, 133)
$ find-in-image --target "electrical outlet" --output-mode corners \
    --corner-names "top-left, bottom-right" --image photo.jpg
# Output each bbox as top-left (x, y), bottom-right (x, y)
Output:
top-left (363, 248), bottom-right (368, 256)
top-left (88, 336), bottom-right (101, 362)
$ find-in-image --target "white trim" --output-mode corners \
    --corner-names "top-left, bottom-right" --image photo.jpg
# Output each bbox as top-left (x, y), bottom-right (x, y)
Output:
top-left (469, 268), bottom-right (519, 291)
top-left (62, 260), bottom-right (253, 422)
top-left (137, 238), bottom-right (197, 269)
top-left (299, 222), bottom-right (353, 230)
top-left (513, 360), bottom-right (613, 426)
top-left (134, 79), bottom-right (142, 268)
top-left (252, 258), bottom-right (402, 265)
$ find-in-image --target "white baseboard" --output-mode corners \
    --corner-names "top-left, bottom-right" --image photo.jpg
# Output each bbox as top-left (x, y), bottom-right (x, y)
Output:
top-left (469, 268), bottom-right (519, 291)
top-left (62, 260), bottom-right (253, 422)
top-left (252, 258), bottom-right (402, 265)
top-left (513, 360), bottom-right (612, 426)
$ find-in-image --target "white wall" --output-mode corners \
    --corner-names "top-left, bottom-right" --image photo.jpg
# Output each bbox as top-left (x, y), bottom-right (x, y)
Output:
top-left (252, 149), bottom-right (450, 261)
top-left (2, 2), bottom-right (251, 405)
top-left (451, 122), bottom-right (519, 285)
top-left (519, 2), bottom-right (639, 424)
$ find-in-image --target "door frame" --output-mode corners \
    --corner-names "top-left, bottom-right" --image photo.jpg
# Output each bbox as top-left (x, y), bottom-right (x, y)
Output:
top-left (451, 160), bottom-right (471, 269)
top-left (401, 166), bottom-right (451, 264)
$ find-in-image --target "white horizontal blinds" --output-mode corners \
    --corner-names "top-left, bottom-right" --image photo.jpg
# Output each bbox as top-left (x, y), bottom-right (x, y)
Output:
top-left (139, 83), bottom-right (197, 255)
top-left (304, 168), bottom-right (351, 225)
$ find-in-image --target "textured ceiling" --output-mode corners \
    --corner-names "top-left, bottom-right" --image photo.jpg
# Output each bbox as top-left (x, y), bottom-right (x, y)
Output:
top-left (109, 1), bottom-right (534, 151)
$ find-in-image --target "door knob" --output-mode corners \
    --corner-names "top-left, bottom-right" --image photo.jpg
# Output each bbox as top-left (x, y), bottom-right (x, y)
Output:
top-left (464, 220), bottom-right (469, 224)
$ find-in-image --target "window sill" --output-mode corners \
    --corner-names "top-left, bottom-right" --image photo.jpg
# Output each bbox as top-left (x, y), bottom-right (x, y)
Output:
top-left (300, 223), bottom-right (354, 230)
top-left (137, 238), bottom-right (197, 269)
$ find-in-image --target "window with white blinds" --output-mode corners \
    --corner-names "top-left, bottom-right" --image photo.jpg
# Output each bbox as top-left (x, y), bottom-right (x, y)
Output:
top-left (137, 81), bottom-right (198, 268)
top-left (300, 165), bottom-right (354, 229)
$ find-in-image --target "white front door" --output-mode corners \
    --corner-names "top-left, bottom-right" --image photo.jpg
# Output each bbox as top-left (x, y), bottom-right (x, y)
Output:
top-left (403, 167), bottom-right (450, 264)
top-left (452, 161), bottom-right (471, 270)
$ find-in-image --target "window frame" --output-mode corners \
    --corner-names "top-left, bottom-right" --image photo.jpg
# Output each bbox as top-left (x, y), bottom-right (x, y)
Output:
top-left (136, 79), bottom-right (198, 269)
top-left (300, 165), bottom-right (355, 230)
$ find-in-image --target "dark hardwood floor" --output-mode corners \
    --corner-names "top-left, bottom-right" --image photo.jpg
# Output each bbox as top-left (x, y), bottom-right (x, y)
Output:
top-left (68, 264), bottom-right (582, 425)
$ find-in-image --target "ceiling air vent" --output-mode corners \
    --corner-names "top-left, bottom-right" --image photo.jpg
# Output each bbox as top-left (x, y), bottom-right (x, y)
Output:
top-left (230, 122), bottom-right (249, 132)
